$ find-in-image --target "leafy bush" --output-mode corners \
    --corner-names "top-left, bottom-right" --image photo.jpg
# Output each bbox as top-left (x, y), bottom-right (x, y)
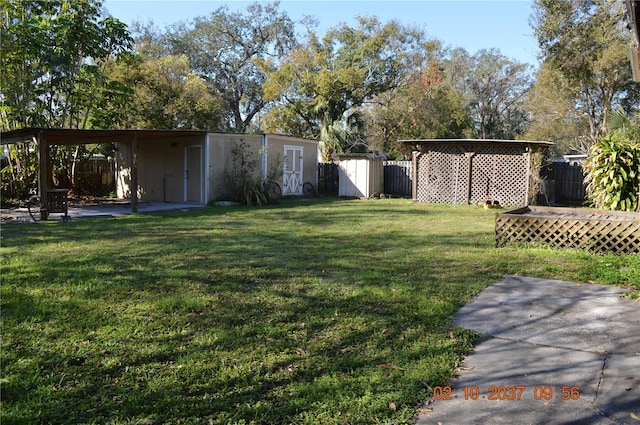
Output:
top-left (583, 132), bottom-right (640, 211)
top-left (0, 142), bottom-right (38, 201)
top-left (222, 139), bottom-right (283, 206)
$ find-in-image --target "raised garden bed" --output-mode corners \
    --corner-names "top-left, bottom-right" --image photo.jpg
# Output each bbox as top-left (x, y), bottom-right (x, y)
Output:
top-left (496, 206), bottom-right (640, 255)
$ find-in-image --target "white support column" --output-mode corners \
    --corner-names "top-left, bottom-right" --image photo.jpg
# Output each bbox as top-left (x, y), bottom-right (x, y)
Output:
top-left (131, 133), bottom-right (138, 213)
top-left (261, 134), bottom-right (268, 180)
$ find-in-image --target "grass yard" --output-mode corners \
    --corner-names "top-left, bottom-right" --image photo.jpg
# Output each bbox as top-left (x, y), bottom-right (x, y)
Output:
top-left (1, 198), bottom-right (639, 424)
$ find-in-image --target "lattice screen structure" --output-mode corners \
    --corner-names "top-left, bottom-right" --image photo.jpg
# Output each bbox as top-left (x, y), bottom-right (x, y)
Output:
top-left (409, 140), bottom-right (550, 206)
top-left (496, 206), bottom-right (640, 255)
top-left (414, 145), bottom-right (468, 204)
top-left (469, 146), bottom-right (529, 206)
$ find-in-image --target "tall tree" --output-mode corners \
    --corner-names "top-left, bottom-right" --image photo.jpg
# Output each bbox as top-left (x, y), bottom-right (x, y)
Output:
top-left (262, 17), bottom-right (428, 160)
top-left (523, 62), bottom-right (592, 156)
top-left (1, 0), bottom-right (134, 195)
top-left (445, 48), bottom-right (533, 140)
top-left (164, 1), bottom-right (296, 132)
top-left (0, 0), bottom-right (134, 130)
top-left (531, 0), bottom-right (640, 147)
top-left (112, 53), bottom-right (227, 130)
top-left (365, 60), bottom-right (473, 158)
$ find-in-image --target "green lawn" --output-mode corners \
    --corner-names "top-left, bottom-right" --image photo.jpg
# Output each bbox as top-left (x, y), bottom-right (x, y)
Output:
top-left (1, 198), bottom-right (638, 424)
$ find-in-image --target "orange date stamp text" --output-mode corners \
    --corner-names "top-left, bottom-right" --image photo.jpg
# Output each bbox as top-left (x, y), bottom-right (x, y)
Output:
top-left (433, 385), bottom-right (581, 401)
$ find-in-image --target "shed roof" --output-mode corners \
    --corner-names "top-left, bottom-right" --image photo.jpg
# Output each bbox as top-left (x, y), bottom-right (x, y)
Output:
top-left (335, 153), bottom-right (387, 160)
top-left (1, 127), bottom-right (207, 145)
top-left (401, 138), bottom-right (553, 148)
top-left (0, 127), bottom-right (319, 145)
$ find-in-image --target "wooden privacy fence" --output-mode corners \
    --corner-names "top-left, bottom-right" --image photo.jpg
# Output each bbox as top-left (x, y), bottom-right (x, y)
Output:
top-left (539, 162), bottom-right (586, 206)
top-left (496, 206), bottom-right (640, 255)
top-left (317, 163), bottom-right (339, 196)
top-left (317, 161), bottom-right (413, 197)
top-left (383, 161), bottom-right (412, 197)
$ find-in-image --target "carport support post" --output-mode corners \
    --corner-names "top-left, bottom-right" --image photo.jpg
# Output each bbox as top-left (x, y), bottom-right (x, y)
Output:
top-left (131, 133), bottom-right (138, 213)
top-left (37, 131), bottom-right (49, 220)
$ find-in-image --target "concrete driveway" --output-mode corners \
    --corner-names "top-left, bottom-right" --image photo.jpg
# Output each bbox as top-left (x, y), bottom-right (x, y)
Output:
top-left (417, 275), bottom-right (640, 425)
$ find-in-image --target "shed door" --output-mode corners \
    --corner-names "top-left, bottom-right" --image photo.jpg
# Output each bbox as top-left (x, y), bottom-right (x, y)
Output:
top-left (283, 145), bottom-right (303, 195)
top-left (185, 145), bottom-right (202, 203)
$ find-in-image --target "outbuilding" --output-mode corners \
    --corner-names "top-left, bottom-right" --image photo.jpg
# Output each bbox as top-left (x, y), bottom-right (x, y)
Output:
top-left (336, 153), bottom-right (384, 198)
top-left (0, 128), bottom-right (318, 218)
top-left (402, 139), bottom-right (552, 207)
top-left (114, 132), bottom-right (318, 202)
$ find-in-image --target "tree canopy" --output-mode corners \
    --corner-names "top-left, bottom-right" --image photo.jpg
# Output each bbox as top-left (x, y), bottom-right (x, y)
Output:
top-left (445, 48), bottom-right (533, 140)
top-left (162, 2), bottom-right (297, 132)
top-left (364, 59), bottom-right (473, 158)
top-left (4, 0), bottom-right (638, 161)
top-left (261, 17), bottom-right (447, 159)
top-left (115, 53), bottom-right (227, 130)
top-left (530, 0), bottom-right (640, 149)
top-left (0, 0), bottom-right (134, 130)
top-left (1, 0), bottom-right (136, 197)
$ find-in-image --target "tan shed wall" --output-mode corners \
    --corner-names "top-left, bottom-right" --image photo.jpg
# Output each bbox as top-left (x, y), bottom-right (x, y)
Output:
top-left (206, 133), bottom-right (264, 201)
top-left (116, 135), bottom-right (205, 203)
top-left (265, 135), bottom-right (319, 194)
top-left (116, 132), bottom-right (319, 204)
top-left (207, 134), bottom-right (319, 201)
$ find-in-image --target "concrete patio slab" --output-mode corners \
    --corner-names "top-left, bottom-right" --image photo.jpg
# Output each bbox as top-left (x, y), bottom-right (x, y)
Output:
top-left (1, 201), bottom-right (205, 223)
top-left (417, 275), bottom-right (640, 425)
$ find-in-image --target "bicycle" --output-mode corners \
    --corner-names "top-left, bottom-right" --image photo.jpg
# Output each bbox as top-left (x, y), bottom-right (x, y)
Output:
top-left (25, 195), bottom-right (41, 222)
top-left (267, 181), bottom-right (282, 200)
top-left (302, 182), bottom-right (317, 197)
top-left (24, 191), bottom-right (71, 222)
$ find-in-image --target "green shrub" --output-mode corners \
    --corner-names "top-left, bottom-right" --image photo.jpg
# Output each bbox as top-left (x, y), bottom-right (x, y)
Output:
top-left (222, 139), bottom-right (283, 206)
top-left (584, 132), bottom-right (640, 211)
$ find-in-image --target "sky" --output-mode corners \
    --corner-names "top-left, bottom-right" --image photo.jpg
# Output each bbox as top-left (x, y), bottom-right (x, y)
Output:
top-left (103, 0), bottom-right (541, 67)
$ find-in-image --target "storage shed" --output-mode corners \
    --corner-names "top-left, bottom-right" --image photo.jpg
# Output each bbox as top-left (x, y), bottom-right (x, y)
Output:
top-left (116, 132), bottom-right (319, 203)
top-left (0, 128), bottom-right (318, 217)
top-left (337, 153), bottom-right (384, 198)
top-left (403, 139), bottom-right (552, 207)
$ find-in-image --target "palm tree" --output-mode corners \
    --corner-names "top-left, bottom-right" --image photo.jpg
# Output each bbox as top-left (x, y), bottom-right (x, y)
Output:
top-left (607, 107), bottom-right (640, 143)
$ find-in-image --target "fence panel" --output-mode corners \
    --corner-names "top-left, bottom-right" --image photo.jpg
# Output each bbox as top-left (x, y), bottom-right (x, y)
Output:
top-left (318, 161), bottom-right (413, 197)
top-left (383, 160), bottom-right (412, 197)
top-left (317, 163), bottom-right (339, 196)
top-left (540, 162), bottom-right (586, 206)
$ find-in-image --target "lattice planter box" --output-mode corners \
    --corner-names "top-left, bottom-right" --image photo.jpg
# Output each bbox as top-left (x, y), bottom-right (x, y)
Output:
top-left (496, 206), bottom-right (640, 255)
